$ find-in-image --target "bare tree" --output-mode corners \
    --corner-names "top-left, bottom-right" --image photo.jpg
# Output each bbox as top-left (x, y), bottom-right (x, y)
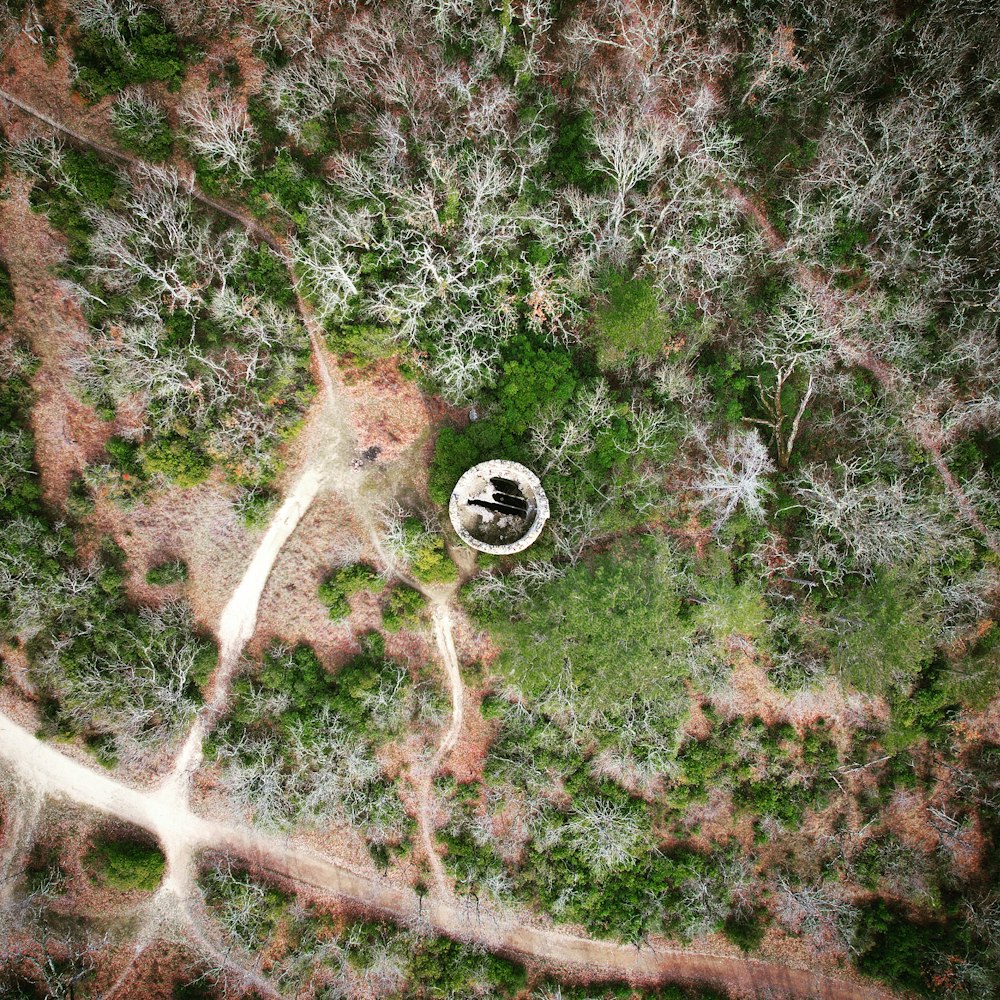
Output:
top-left (592, 117), bottom-right (673, 242)
top-left (180, 94), bottom-right (257, 179)
top-left (691, 426), bottom-right (775, 528)
top-left (73, 0), bottom-right (144, 48)
top-left (793, 458), bottom-right (970, 585)
top-left (110, 88), bottom-right (169, 149)
top-left (87, 166), bottom-right (249, 318)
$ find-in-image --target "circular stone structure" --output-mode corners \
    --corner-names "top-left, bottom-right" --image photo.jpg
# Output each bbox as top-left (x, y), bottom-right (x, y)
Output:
top-left (449, 460), bottom-right (549, 555)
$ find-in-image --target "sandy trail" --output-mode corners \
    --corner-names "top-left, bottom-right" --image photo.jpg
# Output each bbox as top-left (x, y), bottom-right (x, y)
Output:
top-left (0, 711), bottom-right (893, 1000)
top-left (0, 86), bottom-right (900, 997)
top-left (430, 604), bottom-right (464, 763)
top-left (159, 464), bottom-right (325, 807)
top-left (414, 601), bottom-right (466, 892)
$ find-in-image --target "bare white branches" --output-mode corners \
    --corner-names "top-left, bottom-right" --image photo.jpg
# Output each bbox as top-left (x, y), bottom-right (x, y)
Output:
top-left (180, 94), bottom-right (257, 179)
top-left (592, 117), bottom-right (673, 241)
top-left (74, 0), bottom-right (144, 48)
top-left (692, 427), bottom-right (775, 528)
top-left (87, 167), bottom-right (249, 318)
top-left (30, 602), bottom-right (205, 768)
top-left (110, 88), bottom-right (169, 149)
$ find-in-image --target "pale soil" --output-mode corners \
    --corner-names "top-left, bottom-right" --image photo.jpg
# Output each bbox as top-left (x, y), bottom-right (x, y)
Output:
top-left (415, 603), bottom-right (465, 893)
top-left (251, 490), bottom-right (371, 662)
top-left (0, 84), bottom-right (907, 999)
top-left (338, 355), bottom-right (438, 466)
top-left (157, 462), bottom-right (326, 810)
top-left (92, 469), bottom-right (256, 636)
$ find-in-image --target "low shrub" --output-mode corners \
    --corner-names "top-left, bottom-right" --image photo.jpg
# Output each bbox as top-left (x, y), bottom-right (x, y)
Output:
top-left (318, 563), bottom-right (383, 619)
top-left (382, 585), bottom-right (426, 632)
top-left (146, 559), bottom-right (188, 586)
top-left (73, 12), bottom-right (192, 100)
top-left (111, 92), bottom-right (174, 160)
top-left (400, 518), bottom-right (457, 584)
top-left (0, 260), bottom-right (14, 318)
top-left (87, 831), bottom-right (165, 891)
top-left (591, 271), bottom-right (674, 366)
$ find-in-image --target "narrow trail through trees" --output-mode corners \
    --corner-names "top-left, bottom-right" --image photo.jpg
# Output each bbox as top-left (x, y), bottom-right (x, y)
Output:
top-left (158, 464), bottom-right (325, 809)
top-left (0, 712), bottom-right (893, 1000)
top-left (725, 184), bottom-right (1000, 558)
top-left (415, 600), bottom-right (466, 893)
top-left (0, 87), bottom-right (902, 998)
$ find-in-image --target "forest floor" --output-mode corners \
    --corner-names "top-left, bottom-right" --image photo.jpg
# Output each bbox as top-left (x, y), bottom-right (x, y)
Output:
top-left (0, 83), bottom-right (905, 1000)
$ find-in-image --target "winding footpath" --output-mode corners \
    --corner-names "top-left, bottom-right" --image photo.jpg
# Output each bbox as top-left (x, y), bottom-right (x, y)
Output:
top-left (0, 86), bottom-right (900, 998)
top-left (0, 712), bottom-right (890, 999)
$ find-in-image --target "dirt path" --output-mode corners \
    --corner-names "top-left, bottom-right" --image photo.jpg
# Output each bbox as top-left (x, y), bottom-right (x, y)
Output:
top-left (0, 711), bottom-right (894, 1000)
top-left (430, 604), bottom-right (464, 764)
top-left (159, 464), bottom-right (326, 808)
top-left (0, 85), bottom-right (900, 998)
top-left (0, 86), bottom-right (285, 253)
top-left (412, 600), bottom-right (466, 892)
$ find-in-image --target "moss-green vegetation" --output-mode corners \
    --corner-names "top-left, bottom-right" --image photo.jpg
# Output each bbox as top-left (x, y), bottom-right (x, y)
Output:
top-left (382, 584), bottom-right (427, 632)
top-left (829, 571), bottom-right (934, 696)
top-left (591, 271), bottom-right (674, 366)
top-left (544, 107), bottom-right (606, 192)
top-left (475, 539), bottom-right (693, 713)
top-left (206, 638), bottom-right (410, 837)
top-left (398, 517), bottom-right (457, 584)
top-left (86, 831), bottom-right (165, 892)
top-left (72, 11), bottom-right (192, 100)
top-left (111, 92), bottom-right (174, 161)
top-left (145, 559), bottom-right (188, 585)
top-left (318, 562), bottom-right (384, 619)
top-left (0, 260), bottom-right (14, 319)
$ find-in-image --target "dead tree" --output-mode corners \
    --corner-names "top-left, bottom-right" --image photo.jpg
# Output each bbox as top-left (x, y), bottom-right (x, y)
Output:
top-left (745, 360), bottom-right (815, 469)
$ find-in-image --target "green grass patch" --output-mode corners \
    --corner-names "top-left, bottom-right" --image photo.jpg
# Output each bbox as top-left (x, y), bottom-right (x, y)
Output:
top-left (318, 563), bottom-right (384, 619)
top-left (146, 558), bottom-right (188, 586)
top-left (0, 260), bottom-right (14, 319)
top-left (479, 538), bottom-right (691, 714)
top-left (382, 585), bottom-right (427, 632)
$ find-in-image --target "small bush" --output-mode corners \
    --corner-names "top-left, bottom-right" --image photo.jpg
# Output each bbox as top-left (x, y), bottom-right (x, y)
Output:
top-left (401, 518), bottom-right (457, 584)
top-left (723, 909), bottom-right (769, 952)
top-left (0, 260), bottom-right (14, 319)
top-left (146, 559), bottom-right (188, 586)
top-left (87, 832), bottom-right (165, 891)
top-left (326, 321), bottom-right (397, 365)
top-left (544, 108), bottom-right (605, 192)
top-left (831, 572), bottom-right (934, 697)
top-left (142, 437), bottom-right (212, 486)
top-left (318, 563), bottom-right (384, 619)
top-left (382, 585), bottom-right (426, 632)
top-left (591, 272), bottom-right (673, 366)
top-left (111, 90), bottom-right (174, 160)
